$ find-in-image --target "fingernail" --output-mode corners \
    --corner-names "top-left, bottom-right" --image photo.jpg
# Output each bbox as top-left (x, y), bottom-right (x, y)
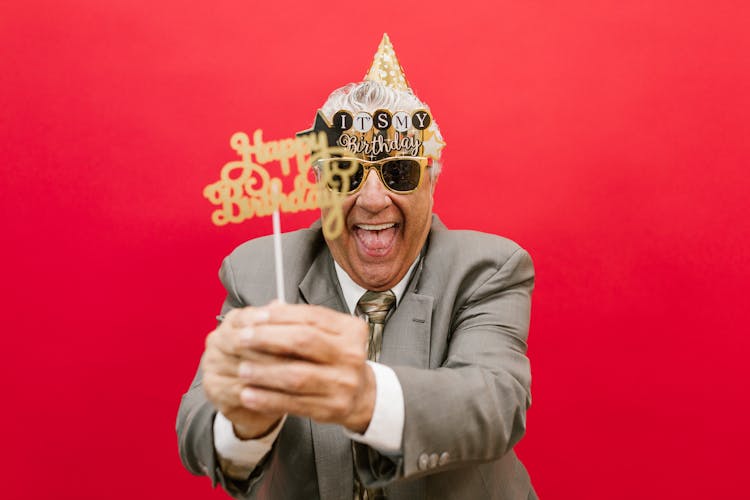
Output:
top-left (240, 388), bottom-right (256, 404)
top-left (239, 327), bottom-right (254, 345)
top-left (255, 308), bottom-right (270, 322)
top-left (238, 363), bottom-right (252, 378)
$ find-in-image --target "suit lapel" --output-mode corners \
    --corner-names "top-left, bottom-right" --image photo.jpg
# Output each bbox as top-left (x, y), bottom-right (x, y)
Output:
top-left (380, 235), bottom-right (435, 368)
top-left (298, 247), bottom-right (353, 500)
top-left (380, 292), bottom-right (434, 368)
top-left (298, 246), bottom-right (347, 312)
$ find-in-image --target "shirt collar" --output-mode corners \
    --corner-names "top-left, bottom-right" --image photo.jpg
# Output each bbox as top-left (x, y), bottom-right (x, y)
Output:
top-left (333, 258), bottom-right (419, 315)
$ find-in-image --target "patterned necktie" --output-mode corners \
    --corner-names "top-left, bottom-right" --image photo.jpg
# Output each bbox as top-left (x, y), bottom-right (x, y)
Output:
top-left (358, 290), bottom-right (396, 362)
top-left (354, 290), bottom-right (396, 500)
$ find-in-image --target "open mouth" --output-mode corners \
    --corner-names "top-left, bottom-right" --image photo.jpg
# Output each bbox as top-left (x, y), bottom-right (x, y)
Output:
top-left (353, 223), bottom-right (399, 256)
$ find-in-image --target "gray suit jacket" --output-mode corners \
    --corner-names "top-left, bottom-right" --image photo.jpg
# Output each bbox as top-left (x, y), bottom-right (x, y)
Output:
top-left (177, 217), bottom-right (537, 499)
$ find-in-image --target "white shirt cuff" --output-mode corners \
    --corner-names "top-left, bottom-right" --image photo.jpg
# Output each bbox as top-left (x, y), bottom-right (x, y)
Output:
top-left (344, 361), bottom-right (404, 454)
top-left (213, 412), bottom-right (286, 478)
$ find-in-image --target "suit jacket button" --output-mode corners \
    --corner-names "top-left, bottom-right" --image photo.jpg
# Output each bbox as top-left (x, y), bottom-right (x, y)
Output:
top-left (438, 452), bottom-right (450, 466)
top-left (428, 453), bottom-right (439, 468)
top-left (418, 453), bottom-right (429, 470)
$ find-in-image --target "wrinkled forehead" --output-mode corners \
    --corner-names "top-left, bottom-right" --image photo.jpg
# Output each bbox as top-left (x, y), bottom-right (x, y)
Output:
top-left (297, 108), bottom-right (439, 162)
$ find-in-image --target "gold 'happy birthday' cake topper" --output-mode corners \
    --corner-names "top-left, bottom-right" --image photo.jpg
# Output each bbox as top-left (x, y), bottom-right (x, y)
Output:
top-left (203, 33), bottom-right (446, 242)
top-left (202, 129), bottom-right (351, 238)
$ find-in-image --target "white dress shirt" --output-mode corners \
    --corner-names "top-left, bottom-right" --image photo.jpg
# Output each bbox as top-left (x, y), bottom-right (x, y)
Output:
top-left (213, 259), bottom-right (417, 478)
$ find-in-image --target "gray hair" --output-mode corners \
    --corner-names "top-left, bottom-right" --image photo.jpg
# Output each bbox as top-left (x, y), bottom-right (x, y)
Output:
top-left (319, 80), bottom-right (443, 178)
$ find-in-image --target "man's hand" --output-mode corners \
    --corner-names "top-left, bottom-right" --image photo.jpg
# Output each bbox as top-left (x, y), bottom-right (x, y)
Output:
top-left (201, 307), bottom-right (284, 439)
top-left (234, 302), bottom-right (376, 434)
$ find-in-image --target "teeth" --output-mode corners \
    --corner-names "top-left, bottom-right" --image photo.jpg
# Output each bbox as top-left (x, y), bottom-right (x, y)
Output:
top-left (357, 223), bottom-right (395, 231)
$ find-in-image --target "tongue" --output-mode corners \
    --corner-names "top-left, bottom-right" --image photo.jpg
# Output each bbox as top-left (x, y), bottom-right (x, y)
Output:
top-left (357, 227), bottom-right (396, 251)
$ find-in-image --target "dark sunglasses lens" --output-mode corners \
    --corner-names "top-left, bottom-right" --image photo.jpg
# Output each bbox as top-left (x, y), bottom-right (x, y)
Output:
top-left (325, 159), bottom-right (363, 192)
top-left (381, 159), bottom-right (422, 192)
top-left (348, 164), bottom-right (364, 192)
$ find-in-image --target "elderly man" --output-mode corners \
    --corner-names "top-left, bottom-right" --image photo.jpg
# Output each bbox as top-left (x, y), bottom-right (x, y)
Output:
top-left (177, 35), bottom-right (536, 500)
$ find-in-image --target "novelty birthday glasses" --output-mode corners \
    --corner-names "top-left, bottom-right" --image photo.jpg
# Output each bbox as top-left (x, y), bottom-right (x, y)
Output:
top-left (314, 156), bottom-right (431, 195)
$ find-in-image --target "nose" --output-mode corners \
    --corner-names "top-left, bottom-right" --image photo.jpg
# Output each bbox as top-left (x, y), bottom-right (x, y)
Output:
top-left (354, 167), bottom-right (392, 213)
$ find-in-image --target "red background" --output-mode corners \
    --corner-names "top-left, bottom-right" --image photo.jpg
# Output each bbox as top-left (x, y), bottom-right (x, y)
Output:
top-left (2, 1), bottom-right (748, 498)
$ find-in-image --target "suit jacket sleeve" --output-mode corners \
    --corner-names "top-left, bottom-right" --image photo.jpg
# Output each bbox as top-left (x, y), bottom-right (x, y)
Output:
top-left (176, 257), bottom-right (263, 498)
top-left (355, 246), bottom-right (535, 485)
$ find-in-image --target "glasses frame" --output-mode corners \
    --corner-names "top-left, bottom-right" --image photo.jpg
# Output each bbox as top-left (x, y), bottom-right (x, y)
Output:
top-left (313, 156), bottom-right (432, 195)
